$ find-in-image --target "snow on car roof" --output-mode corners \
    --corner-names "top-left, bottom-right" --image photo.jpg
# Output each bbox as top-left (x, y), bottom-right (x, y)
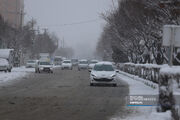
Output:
top-left (63, 60), bottom-right (71, 61)
top-left (96, 61), bottom-right (113, 65)
top-left (91, 60), bottom-right (98, 62)
top-left (79, 59), bottom-right (88, 61)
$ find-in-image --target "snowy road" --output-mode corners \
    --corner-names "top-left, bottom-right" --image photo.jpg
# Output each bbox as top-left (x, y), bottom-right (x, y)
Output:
top-left (0, 67), bottom-right (172, 120)
top-left (0, 67), bottom-right (130, 120)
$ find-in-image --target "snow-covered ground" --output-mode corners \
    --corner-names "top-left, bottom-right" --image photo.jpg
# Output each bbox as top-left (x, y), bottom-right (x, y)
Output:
top-left (110, 71), bottom-right (171, 120)
top-left (0, 66), bottom-right (34, 84)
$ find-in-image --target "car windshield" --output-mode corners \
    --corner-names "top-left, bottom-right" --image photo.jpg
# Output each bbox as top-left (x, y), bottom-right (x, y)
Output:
top-left (39, 62), bottom-right (51, 65)
top-left (90, 61), bottom-right (98, 64)
top-left (79, 61), bottom-right (88, 64)
top-left (63, 61), bottom-right (70, 63)
top-left (28, 61), bottom-right (35, 63)
top-left (94, 64), bottom-right (114, 71)
top-left (54, 58), bottom-right (62, 61)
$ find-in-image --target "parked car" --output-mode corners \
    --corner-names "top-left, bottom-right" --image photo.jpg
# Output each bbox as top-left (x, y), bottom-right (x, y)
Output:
top-left (89, 62), bottom-right (118, 86)
top-left (26, 60), bottom-right (37, 68)
top-left (0, 49), bottom-right (14, 68)
top-left (78, 59), bottom-right (89, 70)
top-left (61, 60), bottom-right (73, 70)
top-left (88, 60), bottom-right (99, 70)
top-left (35, 60), bottom-right (53, 73)
top-left (0, 58), bottom-right (12, 72)
top-left (71, 58), bottom-right (78, 66)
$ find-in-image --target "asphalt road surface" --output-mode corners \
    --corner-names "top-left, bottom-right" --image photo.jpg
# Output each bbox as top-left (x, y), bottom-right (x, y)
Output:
top-left (0, 67), bottom-right (130, 120)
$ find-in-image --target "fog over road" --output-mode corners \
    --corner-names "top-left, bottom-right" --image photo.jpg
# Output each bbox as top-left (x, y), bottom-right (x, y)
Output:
top-left (0, 68), bottom-right (130, 120)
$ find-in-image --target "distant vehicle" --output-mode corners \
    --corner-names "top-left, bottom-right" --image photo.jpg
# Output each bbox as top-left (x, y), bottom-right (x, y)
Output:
top-left (71, 58), bottom-right (78, 66)
top-left (26, 60), bottom-right (37, 68)
top-left (0, 58), bottom-right (12, 72)
top-left (35, 60), bottom-right (53, 73)
top-left (39, 53), bottom-right (50, 61)
top-left (78, 59), bottom-right (89, 70)
top-left (0, 49), bottom-right (14, 70)
top-left (54, 56), bottom-right (63, 65)
top-left (61, 60), bottom-right (73, 70)
top-left (88, 60), bottom-right (99, 70)
top-left (89, 62), bottom-right (118, 87)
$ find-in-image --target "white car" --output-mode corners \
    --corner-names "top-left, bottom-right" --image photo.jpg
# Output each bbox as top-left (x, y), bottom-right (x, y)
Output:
top-left (61, 60), bottom-right (73, 70)
top-left (26, 60), bottom-right (37, 68)
top-left (90, 62), bottom-right (118, 87)
top-left (35, 61), bottom-right (53, 73)
top-left (0, 58), bottom-right (12, 72)
top-left (71, 58), bottom-right (79, 66)
top-left (88, 60), bottom-right (99, 70)
top-left (78, 59), bottom-right (89, 70)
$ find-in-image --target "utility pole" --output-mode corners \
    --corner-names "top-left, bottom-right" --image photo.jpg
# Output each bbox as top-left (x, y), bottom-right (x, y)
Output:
top-left (20, 10), bottom-right (24, 30)
top-left (42, 28), bottom-right (48, 35)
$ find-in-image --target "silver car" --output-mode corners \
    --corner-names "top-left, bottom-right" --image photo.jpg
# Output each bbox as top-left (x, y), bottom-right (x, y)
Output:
top-left (78, 59), bottom-right (89, 71)
top-left (35, 61), bottom-right (53, 73)
top-left (0, 58), bottom-right (12, 72)
top-left (61, 60), bottom-right (73, 70)
top-left (26, 60), bottom-right (37, 68)
top-left (90, 62), bottom-right (118, 87)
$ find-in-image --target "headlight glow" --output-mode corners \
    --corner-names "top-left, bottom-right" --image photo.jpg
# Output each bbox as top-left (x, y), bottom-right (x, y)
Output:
top-left (111, 74), bottom-right (116, 78)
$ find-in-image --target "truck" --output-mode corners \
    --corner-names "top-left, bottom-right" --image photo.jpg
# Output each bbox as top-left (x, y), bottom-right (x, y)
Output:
top-left (0, 49), bottom-right (14, 71)
top-left (54, 56), bottom-right (63, 65)
top-left (39, 53), bottom-right (50, 61)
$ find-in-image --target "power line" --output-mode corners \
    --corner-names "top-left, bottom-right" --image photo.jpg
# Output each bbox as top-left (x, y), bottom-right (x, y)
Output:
top-left (39, 19), bottom-right (100, 28)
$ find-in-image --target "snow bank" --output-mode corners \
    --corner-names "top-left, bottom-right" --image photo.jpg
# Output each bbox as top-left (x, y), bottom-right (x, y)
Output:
top-left (124, 63), bottom-right (168, 68)
top-left (111, 108), bottom-right (171, 120)
top-left (0, 66), bottom-right (34, 84)
top-left (110, 71), bottom-right (171, 120)
top-left (160, 66), bottom-right (180, 76)
top-left (119, 71), bottom-right (159, 93)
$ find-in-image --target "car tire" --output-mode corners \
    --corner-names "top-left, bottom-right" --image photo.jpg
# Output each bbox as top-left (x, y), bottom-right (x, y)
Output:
top-left (90, 83), bottom-right (94, 86)
top-left (4, 70), bottom-right (7, 73)
top-left (8, 69), bottom-right (11, 72)
top-left (113, 84), bottom-right (117, 87)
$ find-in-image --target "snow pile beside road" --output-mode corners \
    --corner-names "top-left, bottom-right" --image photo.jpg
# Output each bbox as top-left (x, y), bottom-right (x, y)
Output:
top-left (110, 72), bottom-right (171, 120)
top-left (113, 108), bottom-right (171, 120)
top-left (119, 71), bottom-right (159, 92)
top-left (0, 67), bottom-right (34, 83)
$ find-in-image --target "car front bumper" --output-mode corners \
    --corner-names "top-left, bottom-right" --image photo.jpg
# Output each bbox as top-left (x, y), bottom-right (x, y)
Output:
top-left (62, 66), bottom-right (72, 69)
top-left (0, 66), bottom-right (8, 71)
top-left (90, 78), bottom-right (117, 85)
top-left (39, 67), bottom-right (53, 72)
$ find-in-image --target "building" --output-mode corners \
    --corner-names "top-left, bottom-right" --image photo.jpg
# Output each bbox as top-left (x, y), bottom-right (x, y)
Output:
top-left (0, 0), bottom-right (24, 28)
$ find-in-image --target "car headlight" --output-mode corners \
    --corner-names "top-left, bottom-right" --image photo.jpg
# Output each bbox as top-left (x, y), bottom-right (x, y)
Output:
top-left (111, 74), bottom-right (116, 78)
top-left (91, 74), bottom-right (96, 77)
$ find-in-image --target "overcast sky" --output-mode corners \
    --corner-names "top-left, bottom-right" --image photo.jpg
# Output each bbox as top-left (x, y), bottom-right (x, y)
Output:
top-left (24, 0), bottom-right (115, 59)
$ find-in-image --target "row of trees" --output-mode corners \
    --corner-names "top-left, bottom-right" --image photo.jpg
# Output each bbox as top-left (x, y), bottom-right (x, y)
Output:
top-left (96, 0), bottom-right (180, 64)
top-left (0, 15), bottom-right (58, 60)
